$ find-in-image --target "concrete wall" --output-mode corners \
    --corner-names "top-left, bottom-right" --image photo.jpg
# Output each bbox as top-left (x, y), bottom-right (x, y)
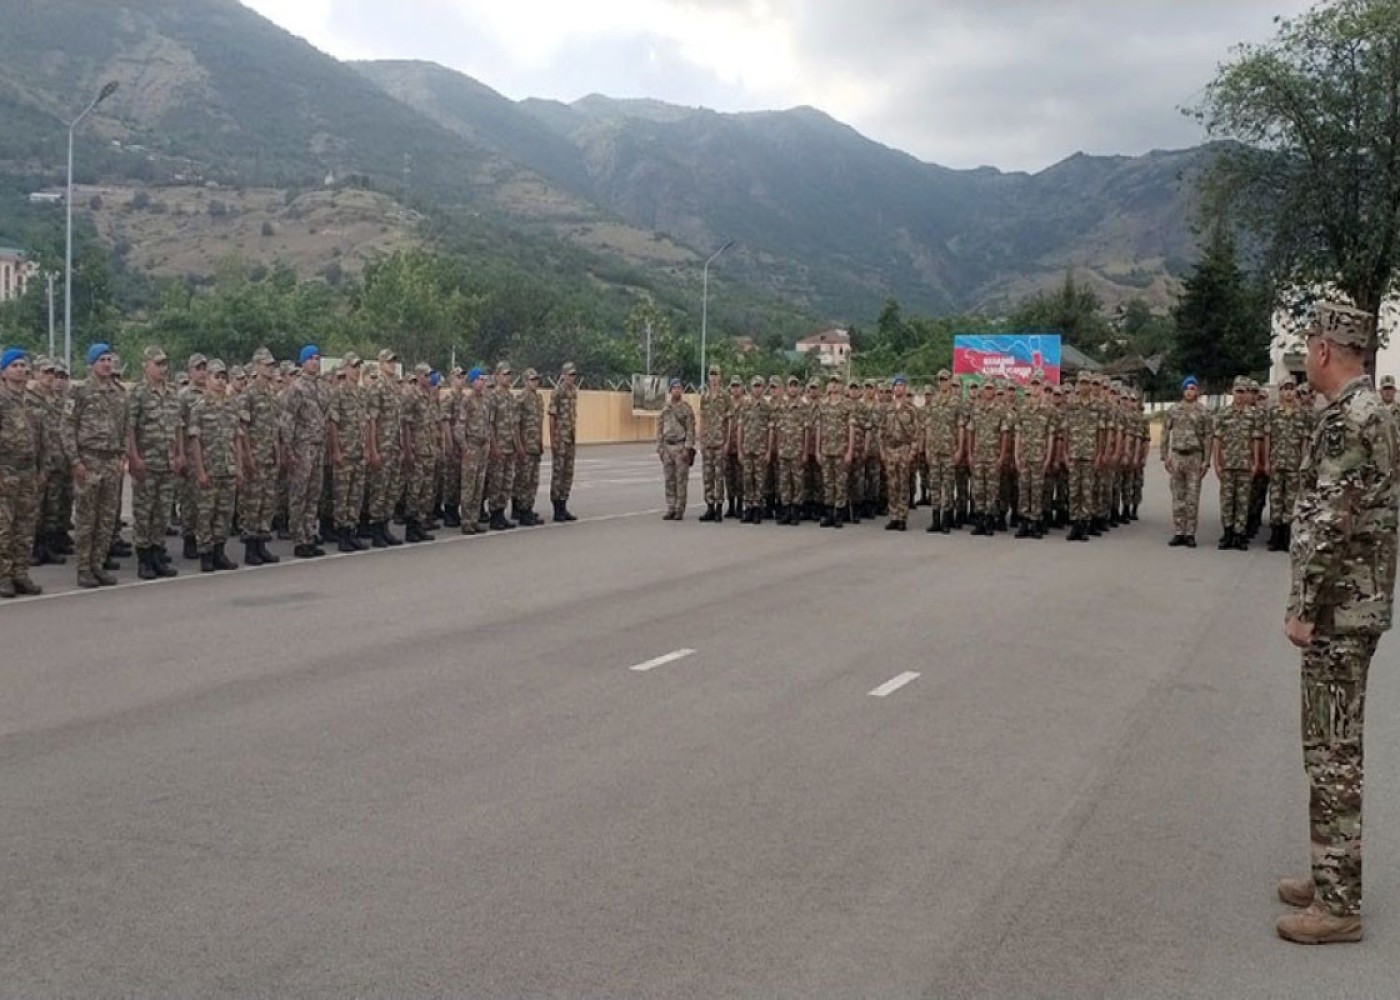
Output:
top-left (552, 390), bottom-right (700, 447)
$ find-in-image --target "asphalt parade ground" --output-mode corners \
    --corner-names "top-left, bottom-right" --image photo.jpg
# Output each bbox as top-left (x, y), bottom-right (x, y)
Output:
top-left (3, 443), bottom-right (1400, 998)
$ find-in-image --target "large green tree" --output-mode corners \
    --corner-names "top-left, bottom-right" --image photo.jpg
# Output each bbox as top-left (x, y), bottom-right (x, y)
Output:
top-left (1171, 226), bottom-right (1271, 391)
top-left (1194, 0), bottom-right (1400, 330)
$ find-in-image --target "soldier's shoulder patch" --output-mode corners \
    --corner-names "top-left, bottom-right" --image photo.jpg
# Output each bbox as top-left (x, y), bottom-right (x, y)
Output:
top-left (1321, 418), bottom-right (1347, 458)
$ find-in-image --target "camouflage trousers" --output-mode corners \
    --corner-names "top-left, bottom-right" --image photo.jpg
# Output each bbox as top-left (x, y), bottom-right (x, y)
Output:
top-left (954, 463), bottom-right (971, 518)
top-left (701, 445), bottom-right (726, 506)
top-left (847, 452), bottom-right (866, 510)
top-left (550, 442), bottom-right (576, 506)
top-left (41, 464), bottom-right (71, 534)
top-left (866, 454), bottom-right (885, 509)
top-left (819, 454), bottom-right (848, 508)
top-left (179, 472), bottom-right (199, 542)
top-left (366, 449), bottom-right (402, 524)
top-left (459, 446), bottom-right (488, 529)
top-left (1068, 460), bottom-right (1095, 521)
top-left (1131, 465), bottom-right (1145, 506)
top-left (287, 442), bottom-right (325, 546)
top-left (1270, 468), bottom-right (1301, 525)
top-left (1168, 453), bottom-right (1205, 537)
top-left (1301, 631), bottom-right (1379, 917)
top-left (196, 476), bottom-right (236, 551)
top-left (406, 450), bottom-right (440, 520)
top-left (513, 452), bottom-right (542, 515)
top-left (1218, 468), bottom-right (1251, 534)
top-left (970, 457), bottom-right (999, 514)
top-left (776, 455), bottom-right (803, 506)
top-left (925, 453), bottom-right (956, 511)
top-left (804, 456), bottom-right (821, 507)
top-left (1249, 472), bottom-right (1268, 526)
top-left (1093, 466), bottom-right (1111, 518)
top-left (884, 448), bottom-right (912, 520)
top-left (239, 461), bottom-right (279, 538)
top-left (131, 468), bottom-right (179, 549)
top-left (0, 467), bottom-right (39, 582)
top-left (660, 443), bottom-right (690, 514)
top-left (999, 466), bottom-right (1017, 516)
top-left (73, 454), bottom-right (122, 573)
top-left (724, 451), bottom-right (743, 506)
top-left (1017, 462), bottom-right (1048, 521)
top-left (439, 449), bottom-right (461, 513)
top-left (741, 453), bottom-right (767, 510)
top-left (912, 454), bottom-right (929, 500)
top-left (332, 455), bottom-right (367, 530)
top-left (486, 448), bottom-right (515, 514)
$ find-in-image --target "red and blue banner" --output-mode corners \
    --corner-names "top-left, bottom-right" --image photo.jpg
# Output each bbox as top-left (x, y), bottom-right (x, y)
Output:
top-left (953, 334), bottom-right (1062, 385)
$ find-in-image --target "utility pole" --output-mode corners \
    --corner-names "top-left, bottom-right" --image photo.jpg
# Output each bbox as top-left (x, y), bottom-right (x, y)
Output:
top-left (645, 320), bottom-right (652, 376)
top-left (65, 79), bottom-right (118, 370)
top-left (46, 272), bottom-right (56, 357)
top-left (700, 240), bottom-right (734, 380)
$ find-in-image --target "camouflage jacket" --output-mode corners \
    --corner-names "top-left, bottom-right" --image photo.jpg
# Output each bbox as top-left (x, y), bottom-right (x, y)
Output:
top-left (365, 374), bottom-right (404, 455)
top-left (968, 403), bottom-right (1008, 462)
top-left (1267, 405), bottom-right (1310, 472)
top-left (1161, 400), bottom-right (1211, 458)
top-left (188, 392), bottom-right (241, 478)
top-left (327, 382), bottom-right (368, 459)
top-left (455, 390), bottom-right (491, 449)
top-left (548, 381), bottom-right (578, 446)
top-left (1287, 375), bottom-right (1398, 635)
top-left (737, 395), bottom-right (771, 455)
top-left (26, 386), bottom-right (66, 469)
top-left (487, 386), bottom-right (516, 448)
top-left (404, 385), bottom-right (442, 457)
top-left (127, 380), bottom-right (183, 472)
top-left (1062, 399), bottom-right (1102, 462)
top-left (656, 399), bottom-right (695, 448)
top-left (238, 382), bottom-right (282, 468)
top-left (772, 396), bottom-right (806, 459)
top-left (699, 388), bottom-right (731, 449)
top-left (1213, 406), bottom-right (1258, 470)
top-left (282, 376), bottom-right (329, 451)
top-left (65, 377), bottom-right (128, 457)
top-left (881, 399), bottom-right (920, 450)
top-left (0, 382), bottom-right (43, 472)
top-left (1015, 402), bottom-right (1055, 463)
top-left (816, 397), bottom-right (850, 456)
top-left (516, 386), bottom-right (545, 455)
top-left (923, 395), bottom-right (962, 457)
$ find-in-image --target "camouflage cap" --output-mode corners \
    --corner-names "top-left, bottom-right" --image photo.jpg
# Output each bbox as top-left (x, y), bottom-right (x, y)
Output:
top-left (415, 362), bottom-right (432, 375)
top-left (523, 367), bottom-right (539, 380)
top-left (786, 375), bottom-right (799, 385)
top-left (937, 369), bottom-right (952, 380)
top-left (847, 380), bottom-right (860, 389)
top-left (864, 379), bottom-right (877, 389)
top-left (342, 351), bottom-right (361, 367)
top-left (495, 360), bottom-right (512, 375)
top-left (53, 359), bottom-right (69, 375)
top-left (1279, 375), bottom-right (1297, 388)
top-left (561, 361), bottom-right (577, 375)
top-left (1232, 375), bottom-right (1250, 391)
top-left (708, 364), bottom-right (721, 376)
top-left (207, 358), bottom-right (227, 375)
top-left (1311, 302), bottom-right (1375, 349)
top-left (729, 375), bottom-right (742, 387)
top-left (768, 375), bottom-right (782, 388)
top-left (1382, 375), bottom-right (1397, 388)
top-left (35, 355), bottom-right (55, 372)
top-left (751, 375), bottom-right (765, 387)
top-left (230, 365), bottom-right (246, 380)
top-left (251, 346), bottom-right (275, 365)
top-left (1029, 371), bottom-right (1044, 384)
top-left (377, 348), bottom-right (398, 363)
top-left (143, 345), bottom-right (168, 363)
top-left (808, 377), bottom-right (821, 389)
top-left (188, 352), bottom-right (208, 369)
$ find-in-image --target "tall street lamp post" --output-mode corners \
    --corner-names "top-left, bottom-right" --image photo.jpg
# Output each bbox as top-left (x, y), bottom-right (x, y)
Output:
top-left (65, 80), bottom-right (118, 370)
top-left (700, 239), bottom-right (734, 380)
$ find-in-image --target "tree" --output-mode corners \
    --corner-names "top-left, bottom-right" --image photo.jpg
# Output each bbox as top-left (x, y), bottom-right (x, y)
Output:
top-left (1007, 270), bottom-right (1111, 352)
top-left (1193, 0), bottom-right (1400, 334)
top-left (1171, 225), bottom-right (1271, 391)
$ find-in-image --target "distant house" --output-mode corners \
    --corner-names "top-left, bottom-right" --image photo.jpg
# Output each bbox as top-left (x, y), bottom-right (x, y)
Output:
top-left (794, 327), bottom-right (851, 367)
top-left (0, 246), bottom-right (37, 303)
top-left (27, 191), bottom-right (64, 205)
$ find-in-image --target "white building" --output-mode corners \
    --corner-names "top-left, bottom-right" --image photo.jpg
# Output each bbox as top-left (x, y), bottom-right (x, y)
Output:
top-left (794, 328), bottom-right (851, 367)
top-left (1269, 295), bottom-right (1400, 386)
top-left (0, 246), bottom-right (37, 303)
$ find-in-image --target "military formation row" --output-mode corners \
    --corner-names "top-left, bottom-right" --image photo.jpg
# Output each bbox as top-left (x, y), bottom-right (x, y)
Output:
top-left (651, 367), bottom-right (1151, 539)
top-left (0, 343), bottom-right (583, 597)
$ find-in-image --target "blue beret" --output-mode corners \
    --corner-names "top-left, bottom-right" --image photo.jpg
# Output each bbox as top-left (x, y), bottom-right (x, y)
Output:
top-left (298, 345), bottom-right (320, 365)
top-left (1181, 375), bottom-right (1198, 390)
top-left (467, 367), bottom-right (484, 384)
top-left (891, 374), bottom-right (907, 386)
top-left (429, 371), bottom-right (441, 387)
top-left (0, 347), bottom-right (26, 371)
top-left (668, 377), bottom-right (681, 387)
top-left (86, 342), bottom-right (112, 367)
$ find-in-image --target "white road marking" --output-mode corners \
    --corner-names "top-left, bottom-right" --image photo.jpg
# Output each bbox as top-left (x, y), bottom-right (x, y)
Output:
top-left (629, 649), bottom-right (697, 673)
top-left (869, 672), bottom-right (921, 697)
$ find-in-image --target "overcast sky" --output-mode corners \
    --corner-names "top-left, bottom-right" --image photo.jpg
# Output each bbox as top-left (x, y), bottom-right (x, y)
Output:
top-left (241, 0), bottom-right (1315, 173)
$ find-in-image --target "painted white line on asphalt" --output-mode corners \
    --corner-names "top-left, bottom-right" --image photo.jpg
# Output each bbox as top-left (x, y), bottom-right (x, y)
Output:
top-left (869, 672), bottom-right (921, 697)
top-left (629, 649), bottom-right (697, 673)
top-left (0, 504), bottom-right (688, 610)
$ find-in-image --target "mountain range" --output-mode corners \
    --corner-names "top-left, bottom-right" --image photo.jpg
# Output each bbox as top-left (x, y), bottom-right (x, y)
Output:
top-left (0, 0), bottom-right (1210, 324)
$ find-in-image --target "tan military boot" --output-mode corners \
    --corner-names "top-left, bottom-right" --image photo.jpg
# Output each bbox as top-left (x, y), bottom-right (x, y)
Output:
top-left (1277, 876), bottom-right (1315, 908)
top-left (1276, 904), bottom-right (1363, 944)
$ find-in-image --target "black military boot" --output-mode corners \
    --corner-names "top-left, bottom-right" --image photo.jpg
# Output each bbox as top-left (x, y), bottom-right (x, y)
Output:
top-left (136, 547), bottom-right (157, 580)
top-left (244, 539), bottom-right (266, 566)
top-left (183, 535), bottom-right (198, 560)
top-left (213, 543), bottom-right (238, 570)
top-left (1169, 534), bottom-right (1186, 547)
top-left (820, 506), bottom-right (835, 527)
top-left (1267, 524), bottom-right (1285, 551)
top-left (1087, 519), bottom-right (1103, 536)
top-left (699, 504), bottom-right (716, 523)
top-left (1233, 532), bottom-right (1250, 551)
top-left (200, 551), bottom-right (215, 572)
top-left (488, 511), bottom-right (512, 532)
top-left (714, 502), bottom-right (724, 523)
top-left (1015, 521), bottom-right (1032, 539)
top-left (356, 519), bottom-right (374, 540)
top-left (1218, 530), bottom-right (1235, 550)
top-left (1283, 524), bottom-right (1293, 550)
top-left (338, 528), bottom-right (358, 553)
top-left (831, 506), bottom-right (844, 529)
top-left (294, 543), bottom-right (318, 558)
top-left (153, 546), bottom-right (178, 576)
top-left (940, 510), bottom-right (952, 534)
top-left (443, 505), bottom-right (462, 528)
top-left (257, 537), bottom-right (279, 564)
top-left (379, 522), bottom-right (402, 546)
top-left (926, 512), bottom-right (940, 533)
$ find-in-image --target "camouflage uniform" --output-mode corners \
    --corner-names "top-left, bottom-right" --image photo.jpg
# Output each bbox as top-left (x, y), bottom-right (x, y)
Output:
top-left (773, 386), bottom-right (807, 512)
top-left (404, 376), bottom-right (444, 525)
top-left (0, 376), bottom-right (44, 591)
top-left (1015, 395), bottom-right (1055, 526)
top-left (327, 370), bottom-right (368, 534)
top-left (656, 393), bottom-right (695, 517)
top-left (176, 371), bottom-right (206, 550)
top-left (881, 393), bottom-right (920, 525)
top-left (923, 383), bottom-right (962, 517)
top-left (812, 388), bottom-right (847, 516)
top-left (699, 376), bottom-right (732, 512)
top-left (282, 368), bottom-right (330, 547)
top-left (485, 371), bottom-right (517, 517)
top-left (548, 366), bottom-right (579, 514)
top-left (454, 385), bottom-right (491, 534)
top-left (737, 381), bottom-right (771, 519)
top-left (1268, 398), bottom-right (1310, 529)
top-left (1062, 389), bottom-right (1101, 532)
top-left (365, 357), bottom-right (405, 529)
top-left (512, 373), bottom-right (545, 521)
top-left (188, 385), bottom-right (240, 555)
top-left (1287, 371), bottom-right (1398, 919)
top-left (65, 370), bottom-right (128, 580)
top-left (865, 386), bottom-right (887, 515)
top-left (1161, 394), bottom-right (1212, 539)
top-left (127, 375), bottom-right (182, 552)
top-left (1214, 386), bottom-right (1259, 540)
top-left (32, 374), bottom-right (70, 550)
top-left (237, 368), bottom-right (282, 542)
top-left (723, 380), bottom-right (745, 513)
top-left (967, 395), bottom-right (1008, 520)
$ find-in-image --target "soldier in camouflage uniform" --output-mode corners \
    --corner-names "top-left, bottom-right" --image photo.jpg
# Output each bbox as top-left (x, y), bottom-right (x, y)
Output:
top-left (844, 380), bottom-right (866, 523)
top-left (802, 379), bottom-right (823, 521)
top-left (1013, 374), bottom-right (1055, 538)
top-left (453, 368), bottom-right (492, 535)
top-left (723, 376), bottom-right (745, 518)
top-left (1061, 377), bottom-right (1102, 542)
top-left (1213, 376), bottom-right (1261, 551)
top-left (1265, 376), bottom-right (1310, 552)
top-left (698, 365), bottom-right (731, 522)
top-left (771, 376), bottom-right (806, 525)
top-left (1129, 387), bottom-right (1150, 520)
top-left (512, 368), bottom-right (546, 526)
top-left (1047, 385), bottom-right (1070, 526)
top-left (187, 360), bottom-right (241, 572)
top-left (126, 345), bottom-right (183, 579)
top-left (283, 346), bottom-right (331, 558)
top-left (364, 349), bottom-right (405, 546)
top-left (1277, 302), bottom-right (1398, 945)
top-left (1380, 374), bottom-right (1400, 424)
top-left (548, 361), bottom-right (580, 522)
top-left (880, 376), bottom-right (919, 531)
top-left (402, 362), bottom-right (444, 540)
top-left (437, 368), bottom-right (464, 528)
top-left (921, 370), bottom-right (961, 534)
top-left (814, 374), bottom-right (852, 528)
top-left (1161, 376), bottom-right (1212, 547)
top-left (66, 343), bottom-right (128, 588)
top-left (0, 349), bottom-right (44, 598)
top-left (27, 357), bottom-right (68, 566)
top-left (177, 354), bottom-right (209, 559)
top-left (326, 354), bottom-right (370, 552)
top-left (737, 376), bottom-right (771, 523)
top-left (966, 381), bottom-right (1008, 536)
top-left (485, 361), bottom-right (519, 531)
top-left (236, 347), bottom-right (284, 565)
top-left (656, 378), bottom-right (695, 519)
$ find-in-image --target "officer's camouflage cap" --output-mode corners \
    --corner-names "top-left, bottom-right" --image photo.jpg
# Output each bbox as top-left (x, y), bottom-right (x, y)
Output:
top-left (524, 367), bottom-right (539, 380)
top-left (561, 361), bottom-right (577, 375)
top-left (1310, 302), bottom-right (1375, 349)
top-left (230, 365), bottom-right (246, 380)
top-left (1233, 375), bottom-right (1250, 391)
top-left (495, 361), bottom-right (512, 375)
top-left (1381, 375), bottom-right (1396, 388)
top-left (188, 353), bottom-right (208, 369)
top-left (207, 358), bottom-right (227, 374)
top-left (787, 375), bottom-right (799, 385)
top-left (937, 369), bottom-right (952, 380)
top-left (415, 362), bottom-right (432, 375)
top-left (767, 375), bottom-right (782, 388)
top-left (708, 364), bottom-right (721, 376)
top-left (341, 351), bottom-right (360, 367)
